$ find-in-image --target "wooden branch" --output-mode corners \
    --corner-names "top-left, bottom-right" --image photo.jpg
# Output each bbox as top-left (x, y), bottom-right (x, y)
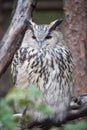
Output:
top-left (67, 94), bottom-right (87, 121)
top-left (19, 94), bottom-right (87, 129)
top-left (0, 0), bottom-right (62, 11)
top-left (0, 0), bottom-right (37, 77)
top-left (36, 1), bottom-right (63, 11)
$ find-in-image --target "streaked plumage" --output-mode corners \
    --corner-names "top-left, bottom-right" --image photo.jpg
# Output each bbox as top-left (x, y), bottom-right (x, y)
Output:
top-left (11, 19), bottom-right (74, 122)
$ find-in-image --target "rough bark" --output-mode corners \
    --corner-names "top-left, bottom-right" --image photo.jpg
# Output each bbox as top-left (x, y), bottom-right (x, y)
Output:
top-left (36, 0), bottom-right (63, 11)
top-left (63, 0), bottom-right (87, 95)
top-left (0, 0), bottom-right (36, 77)
top-left (0, 0), bottom-right (63, 11)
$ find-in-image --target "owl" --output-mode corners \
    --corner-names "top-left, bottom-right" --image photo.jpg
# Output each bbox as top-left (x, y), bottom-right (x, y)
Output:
top-left (11, 19), bottom-right (74, 122)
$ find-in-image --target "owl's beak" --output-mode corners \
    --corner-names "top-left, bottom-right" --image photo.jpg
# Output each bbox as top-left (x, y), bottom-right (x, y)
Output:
top-left (38, 41), bottom-right (43, 48)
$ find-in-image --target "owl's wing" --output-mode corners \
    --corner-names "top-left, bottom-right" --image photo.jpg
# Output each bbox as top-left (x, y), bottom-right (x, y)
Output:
top-left (11, 48), bottom-right (30, 86)
top-left (11, 51), bottom-right (19, 85)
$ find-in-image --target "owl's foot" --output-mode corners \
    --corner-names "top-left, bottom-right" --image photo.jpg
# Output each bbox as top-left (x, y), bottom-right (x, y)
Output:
top-left (70, 96), bottom-right (82, 109)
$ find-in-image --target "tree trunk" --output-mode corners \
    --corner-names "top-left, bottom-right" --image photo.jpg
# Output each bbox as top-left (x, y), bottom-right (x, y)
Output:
top-left (64, 0), bottom-right (87, 95)
top-left (0, 0), bottom-right (35, 77)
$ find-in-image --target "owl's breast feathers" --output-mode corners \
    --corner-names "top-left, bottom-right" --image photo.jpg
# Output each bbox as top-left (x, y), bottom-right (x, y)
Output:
top-left (12, 45), bottom-right (73, 94)
top-left (11, 45), bottom-right (74, 121)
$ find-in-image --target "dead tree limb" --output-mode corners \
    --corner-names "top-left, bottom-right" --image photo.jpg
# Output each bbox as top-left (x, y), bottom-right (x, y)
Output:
top-left (0, 0), bottom-right (37, 77)
top-left (67, 93), bottom-right (87, 121)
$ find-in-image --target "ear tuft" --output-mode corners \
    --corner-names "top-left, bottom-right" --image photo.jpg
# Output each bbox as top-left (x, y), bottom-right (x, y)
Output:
top-left (24, 19), bottom-right (32, 28)
top-left (24, 19), bottom-right (36, 31)
top-left (49, 19), bottom-right (63, 31)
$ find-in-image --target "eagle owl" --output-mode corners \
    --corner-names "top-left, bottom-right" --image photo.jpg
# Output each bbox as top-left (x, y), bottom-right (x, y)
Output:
top-left (11, 19), bottom-right (74, 122)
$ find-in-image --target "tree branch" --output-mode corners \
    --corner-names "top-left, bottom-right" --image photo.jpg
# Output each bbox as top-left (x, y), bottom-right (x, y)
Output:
top-left (67, 93), bottom-right (87, 120)
top-left (0, 0), bottom-right (37, 77)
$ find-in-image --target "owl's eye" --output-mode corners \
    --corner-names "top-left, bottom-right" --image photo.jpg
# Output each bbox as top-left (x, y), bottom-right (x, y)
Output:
top-left (32, 36), bottom-right (36, 39)
top-left (45, 36), bottom-right (52, 39)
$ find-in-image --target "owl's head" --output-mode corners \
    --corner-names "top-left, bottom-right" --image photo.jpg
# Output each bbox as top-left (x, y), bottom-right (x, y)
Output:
top-left (24, 19), bottom-right (63, 48)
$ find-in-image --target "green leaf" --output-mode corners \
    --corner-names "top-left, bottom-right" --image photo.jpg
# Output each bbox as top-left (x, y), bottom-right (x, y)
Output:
top-left (64, 124), bottom-right (75, 130)
top-left (28, 84), bottom-right (43, 99)
top-left (18, 99), bottom-right (30, 107)
top-left (64, 121), bottom-right (87, 130)
top-left (74, 121), bottom-right (87, 130)
top-left (5, 88), bottom-right (25, 102)
top-left (0, 99), bottom-right (17, 130)
top-left (36, 103), bottom-right (53, 115)
top-left (50, 127), bottom-right (60, 130)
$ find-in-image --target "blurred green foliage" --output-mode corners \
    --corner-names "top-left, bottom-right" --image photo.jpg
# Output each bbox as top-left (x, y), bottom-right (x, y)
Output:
top-left (0, 99), bottom-right (17, 130)
top-left (0, 85), bottom-right (53, 130)
top-left (50, 121), bottom-right (87, 130)
top-left (0, 85), bottom-right (87, 130)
